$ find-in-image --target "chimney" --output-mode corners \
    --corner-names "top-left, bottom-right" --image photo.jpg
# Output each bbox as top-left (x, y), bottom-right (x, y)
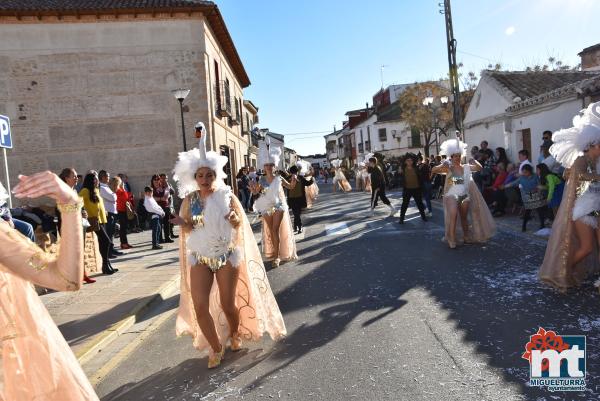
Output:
top-left (579, 43), bottom-right (600, 71)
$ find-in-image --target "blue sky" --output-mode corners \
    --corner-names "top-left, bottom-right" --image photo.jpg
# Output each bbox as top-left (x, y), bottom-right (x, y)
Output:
top-left (216, 0), bottom-right (600, 156)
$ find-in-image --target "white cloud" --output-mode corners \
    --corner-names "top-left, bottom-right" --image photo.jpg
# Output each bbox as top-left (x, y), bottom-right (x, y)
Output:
top-left (505, 26), bottom-right (516, 36)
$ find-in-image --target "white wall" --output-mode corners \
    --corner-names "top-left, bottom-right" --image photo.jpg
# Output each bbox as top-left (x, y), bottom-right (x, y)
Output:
top-left (464, 78), bottom-right (511, 125)
top-left (509, 98), bottom-right (583, 163)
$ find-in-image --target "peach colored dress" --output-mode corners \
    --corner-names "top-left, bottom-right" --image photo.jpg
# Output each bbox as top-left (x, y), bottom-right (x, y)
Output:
top-left (305, 180), bottom-right (319, 209)
top-left (176, 191), bottom-right (286, 351)
top-left (441, 164), bottom-right (496, 244)
top-left (0, 223), bottom-right (98, 401)
top-left (253, 176), bottom-right (297, 262)
top-left (539, 156), bottom-right (600, 291)
top-left (333, 168), bottom-right (352, 192)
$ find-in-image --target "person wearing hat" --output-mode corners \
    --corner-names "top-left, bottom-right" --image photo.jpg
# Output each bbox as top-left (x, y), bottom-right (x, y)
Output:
top-left (432, 138), bottom-right (496, 249)
top-left (170, 122), bottom-right (286, 368)
top-left (250, 139), bottom-right (298, 268)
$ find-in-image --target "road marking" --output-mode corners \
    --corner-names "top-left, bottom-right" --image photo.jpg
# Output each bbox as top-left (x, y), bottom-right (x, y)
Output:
top-left (325, 222), bottom-right (350, 235)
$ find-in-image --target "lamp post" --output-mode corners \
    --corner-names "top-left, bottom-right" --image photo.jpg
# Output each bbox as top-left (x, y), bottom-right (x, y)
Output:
top-left (172, 88), bottom-right (191, 151)
top-left (422, 95), bottom-right (449, 155)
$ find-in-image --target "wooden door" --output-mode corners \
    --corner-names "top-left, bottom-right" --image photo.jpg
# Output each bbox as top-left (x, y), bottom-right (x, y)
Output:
top-left (521, 128), bottom-right (531, 157)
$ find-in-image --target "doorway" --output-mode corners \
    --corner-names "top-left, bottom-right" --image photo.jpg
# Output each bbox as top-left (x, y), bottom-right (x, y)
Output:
top-left (520, 128), bottom-right (531, 158)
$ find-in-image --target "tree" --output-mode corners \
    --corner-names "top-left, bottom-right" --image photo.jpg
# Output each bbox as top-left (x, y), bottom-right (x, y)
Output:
top-left (398, 82), bottom-right (453, 157)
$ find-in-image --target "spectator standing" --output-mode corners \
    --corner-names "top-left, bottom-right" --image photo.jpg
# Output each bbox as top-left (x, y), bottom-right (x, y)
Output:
top-left (540, 140), bottom-right (561, 174)
top-left (114, 177), bottom-right (133, 249)
top-left (236, 167), bottom-right (251, 212)
top-left (79, 173), bottom-right (118, 275)
top-left (151, 174), bottom-right (173, 243)
top-left (518, 149), bottom-right (533, 175)
top-left (160, 173), bottom-right (177, 240)
top-left (143, 186), bottom-right (165, 250)
top-left (98, 170), bottom-right (122, 257)
top-left (495, 147), bottom-right (510, 169)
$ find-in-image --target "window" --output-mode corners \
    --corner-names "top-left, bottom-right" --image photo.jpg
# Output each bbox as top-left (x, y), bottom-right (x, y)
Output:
top-left (365, 140), bottom-right (371, 151)
top-left (378, 128), bottom-right (387, 142)
top-left (410, 127), bottom-right (421, 147)
top-left (358, 143), bottom-right (364, 153)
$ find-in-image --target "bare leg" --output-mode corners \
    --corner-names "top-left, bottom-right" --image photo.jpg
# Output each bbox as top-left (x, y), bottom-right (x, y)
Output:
top-left (459, 200), bottom-right (471, 241)
top-left (271, 210), bottom-right (284, 260)
top-left (215, 262), bottom-right (240, 338)
top-left (573, 220), bottom-right (594, 266)
top-left (263, 214), bottom-right (275, 260)
top-left (445, 197), bottom-right (459, 247)
top-left (189, 265), bottom-right (221, 353)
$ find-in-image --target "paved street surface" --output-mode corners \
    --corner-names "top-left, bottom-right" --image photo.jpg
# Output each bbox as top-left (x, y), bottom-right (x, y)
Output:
top-left (92, 184), bottom-right (600, 401)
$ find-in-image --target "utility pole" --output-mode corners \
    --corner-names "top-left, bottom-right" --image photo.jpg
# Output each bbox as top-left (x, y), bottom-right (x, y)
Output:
top-left (440, 0), bottom-right (462, 137)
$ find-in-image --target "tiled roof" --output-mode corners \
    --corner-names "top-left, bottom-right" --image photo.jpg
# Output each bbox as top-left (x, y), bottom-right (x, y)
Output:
top-left (376, 100), bottom-right (402, 122)
top-left (0, 0), bottom-right (212, 11)
top-left (486, 70), bottom-right (598, 101)
top-left (0, 0), bottom-right (250, 88)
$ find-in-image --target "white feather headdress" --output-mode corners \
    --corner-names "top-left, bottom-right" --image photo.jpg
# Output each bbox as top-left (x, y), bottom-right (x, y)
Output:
top-left (258, 138), bottom-right (282, 167)
top-left (440, 138), bottom-right (468, 157)
top-left (296, 160), bottom-right (311, 176)
top-left (172, 122), bottom-right (229, 198)
top-left (550, 101), bottom-right (600, 168)
top-left (331, 159), bottom-right (342, 168)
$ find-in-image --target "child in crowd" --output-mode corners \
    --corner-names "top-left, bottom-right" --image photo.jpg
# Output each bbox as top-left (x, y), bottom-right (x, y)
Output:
top-left (537, 163), bottom-right (565, 219)
top-left (503, 164), bottom-right (547, 232)
top-left (143, 186), bottom-right (165, 249)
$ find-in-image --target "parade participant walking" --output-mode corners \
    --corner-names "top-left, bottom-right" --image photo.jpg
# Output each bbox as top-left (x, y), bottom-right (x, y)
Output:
top-left (331, 159), bottom-right (352, 192)
top-left (432, 138), bottom-right (496, 249)
top-left (2, 171), bottom-right (99, 400)
top-left (171, 123), bottom-right (286, 369)
top-left (540, 102), bottom-right (600, 291)
top-left (418, 155), bottom-right (434, 216)
top-left (368, 156), bottom-right (395, 217)
top-left (287, 161), bottom-right (314, 233)
top-left (250, 140), bottom-right (297, 268)
top-left (398, 154), bottom-right (427, 224)
top-left (304, 164), bottom-right (319, 209)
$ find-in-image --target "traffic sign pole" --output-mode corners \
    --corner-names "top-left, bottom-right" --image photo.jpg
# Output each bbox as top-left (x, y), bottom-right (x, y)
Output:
top-left (2, 148), bottom-right (10, 208)
top-left (0, 115), bottom-right (13, 208)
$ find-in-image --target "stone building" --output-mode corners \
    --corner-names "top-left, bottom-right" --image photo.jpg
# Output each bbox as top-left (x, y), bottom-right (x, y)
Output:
top-left (0, 0), bottom-right (253, 200)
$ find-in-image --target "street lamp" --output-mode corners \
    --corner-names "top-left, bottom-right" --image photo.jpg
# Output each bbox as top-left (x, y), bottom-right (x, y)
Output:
top-left (172, 88), bottom-right (191, 151)
top-left (422, 95), bottom-right (449, 155)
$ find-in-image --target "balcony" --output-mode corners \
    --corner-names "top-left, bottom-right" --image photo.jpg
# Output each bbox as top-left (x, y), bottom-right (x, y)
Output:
top-left (214, 80), bottom-right (232, 118)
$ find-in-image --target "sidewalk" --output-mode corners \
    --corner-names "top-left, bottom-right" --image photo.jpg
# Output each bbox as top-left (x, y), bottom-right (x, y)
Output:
top-left (41, 229), bottom-right (181, 364)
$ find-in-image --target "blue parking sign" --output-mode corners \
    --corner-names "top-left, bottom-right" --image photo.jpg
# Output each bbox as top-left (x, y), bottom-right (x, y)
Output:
top-left (0, 115), bottom-right (12, 149)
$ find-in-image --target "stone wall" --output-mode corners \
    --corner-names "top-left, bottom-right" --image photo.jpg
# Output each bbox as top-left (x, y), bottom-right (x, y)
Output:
top-left (0, 16), bottom-right (239, 203)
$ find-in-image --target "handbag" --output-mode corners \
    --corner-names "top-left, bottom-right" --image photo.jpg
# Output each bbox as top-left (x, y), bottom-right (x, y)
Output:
top-left (87, 216), bottom-right (100, 232)
top-left (126, 201), bottom-right (135, 220)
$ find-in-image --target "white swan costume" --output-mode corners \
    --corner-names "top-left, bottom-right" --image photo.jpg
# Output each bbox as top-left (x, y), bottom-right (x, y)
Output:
top-left (254, 140), bottom-right (288, 216)
top-left (552, 102), bottom-right (600, 228)
top-left (440, 139), bottom-right (470, 200)
top-left (172, 122), bottom-right (241, 270)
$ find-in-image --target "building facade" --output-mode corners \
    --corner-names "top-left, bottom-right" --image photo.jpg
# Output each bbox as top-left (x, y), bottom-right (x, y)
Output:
top-left (0, 0), bottom-right (252, 199)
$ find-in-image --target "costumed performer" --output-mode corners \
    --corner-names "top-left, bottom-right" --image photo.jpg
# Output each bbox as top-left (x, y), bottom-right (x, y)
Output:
top-left (432, 138), bottom-right (496, 249)
top-left (250, 140), bottom-right (298, 268)
top-left (171, 122), bottom-right (286, 368)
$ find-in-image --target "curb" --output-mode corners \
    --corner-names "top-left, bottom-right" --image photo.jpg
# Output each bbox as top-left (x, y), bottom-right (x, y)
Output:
top-left (75, 274), bottom-right (181, 365)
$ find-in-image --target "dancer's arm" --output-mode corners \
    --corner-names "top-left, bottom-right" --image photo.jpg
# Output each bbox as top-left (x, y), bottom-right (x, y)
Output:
top-left (170, 195), bottom-right (193, 233)
top-left (468, 158), bottom-right (483, 172)
top-left (431, 164), bottom-right (449, 175)
top-left (225, 197), bottom-right (242, 229)
top-left (281, 175), bottom-right (296, 190)
top-left (3, 171), bottom-right (83, 292)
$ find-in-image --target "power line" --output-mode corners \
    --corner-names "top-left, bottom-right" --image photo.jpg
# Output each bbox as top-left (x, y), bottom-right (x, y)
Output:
top-left (279, 130), bottom-right (332, 136)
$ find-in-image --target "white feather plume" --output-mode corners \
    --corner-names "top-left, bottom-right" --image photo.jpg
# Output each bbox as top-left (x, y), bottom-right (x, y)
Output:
top-left (172, 124), bottom-right (229, 198)
top-left (331, 159), bottom-right (342, 168)
top-left (439, 138), bottom-right (467, 157)
top-left (551, 101), bottom-right (600, 168)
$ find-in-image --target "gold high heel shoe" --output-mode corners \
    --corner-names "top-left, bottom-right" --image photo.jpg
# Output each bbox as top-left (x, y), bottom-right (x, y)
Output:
top-left (230, 333), bottom-right (243, 351)
top-left (208, 345), bottom-right (225, 369)
top-left (448, 239), bottom-right (457, 249)
top-left (272, 258), bottom-right (280, 268)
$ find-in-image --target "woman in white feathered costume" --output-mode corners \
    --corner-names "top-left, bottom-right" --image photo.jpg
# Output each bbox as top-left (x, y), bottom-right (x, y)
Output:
top-left (171, 122), bottom-right (286, 369)
top-left (539, 102), bottom-right (600, 291)
top-left (299, 160), bottom-right (319, 209)
top-left (250, 140), bottom-right (298, 268)
top-left (432, 137), bottom-right (496, 249)
top-left (331, 159), bottom-right (352, 192)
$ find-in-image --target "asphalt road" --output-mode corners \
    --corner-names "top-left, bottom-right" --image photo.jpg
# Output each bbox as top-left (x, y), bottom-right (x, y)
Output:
top-left (95, 185), bottom-right (600, 401)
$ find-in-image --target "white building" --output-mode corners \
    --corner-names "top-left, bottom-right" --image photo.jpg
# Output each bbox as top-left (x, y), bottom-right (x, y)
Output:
top-left (464, 67), bottom-right (600, 163)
